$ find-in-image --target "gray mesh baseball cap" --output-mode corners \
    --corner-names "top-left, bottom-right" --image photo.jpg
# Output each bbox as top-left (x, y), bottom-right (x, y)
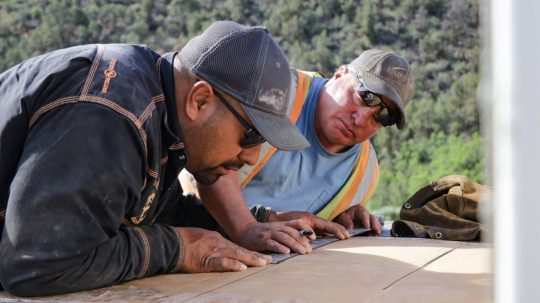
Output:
top-left (349, 49), bottom-right (415, 129)
top-left (179, 21), bottom-right (309, 151)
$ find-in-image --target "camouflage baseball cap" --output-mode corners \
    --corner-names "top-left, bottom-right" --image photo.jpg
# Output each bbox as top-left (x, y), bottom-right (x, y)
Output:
top-left (349, 49), bottom-right (415, 129)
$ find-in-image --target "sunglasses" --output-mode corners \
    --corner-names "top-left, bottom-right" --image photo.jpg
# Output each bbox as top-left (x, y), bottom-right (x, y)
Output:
top-left (349, 70), bottom-right (397, 127)
top-left (213, 90), bottom-right (266, 149)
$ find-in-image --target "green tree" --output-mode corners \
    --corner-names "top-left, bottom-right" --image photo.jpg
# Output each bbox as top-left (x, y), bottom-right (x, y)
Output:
top-left (0, 0), bottom-right (484, 222)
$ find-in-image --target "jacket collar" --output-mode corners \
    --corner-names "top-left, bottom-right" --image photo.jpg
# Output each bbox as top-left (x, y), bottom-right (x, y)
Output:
top-left (159, 52), bottom-right (184, 147)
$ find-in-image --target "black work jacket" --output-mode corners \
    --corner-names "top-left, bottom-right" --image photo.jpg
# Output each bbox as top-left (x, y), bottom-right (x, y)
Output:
top-left (0, 44), bottom-right (188, 296)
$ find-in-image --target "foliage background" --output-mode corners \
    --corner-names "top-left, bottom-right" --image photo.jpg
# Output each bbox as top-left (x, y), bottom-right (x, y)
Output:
top-left (0, 0), bottom-right (484, 219)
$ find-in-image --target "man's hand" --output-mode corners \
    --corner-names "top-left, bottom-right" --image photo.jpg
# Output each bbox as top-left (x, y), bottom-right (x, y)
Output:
top-left (235, 219), bottom-right (320, 255)
top-left (333, 204), bottom-right (382, 235)
top-left (176, 227), bottom-right (271, 273)
top-left (271, 211), bottom-right (351, 240)
top-left (194, 172), bottom-right (349, 257)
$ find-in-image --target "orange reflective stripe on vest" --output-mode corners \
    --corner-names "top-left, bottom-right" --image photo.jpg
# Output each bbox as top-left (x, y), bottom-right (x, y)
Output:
top-left (317, 141), bottom-right (375, 220)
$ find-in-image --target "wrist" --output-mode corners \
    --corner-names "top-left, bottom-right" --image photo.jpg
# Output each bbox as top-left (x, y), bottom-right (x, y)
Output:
top-left (249, 204), bottom-right (273, 223)
top-left (268, 210), bottom-right (279, 222)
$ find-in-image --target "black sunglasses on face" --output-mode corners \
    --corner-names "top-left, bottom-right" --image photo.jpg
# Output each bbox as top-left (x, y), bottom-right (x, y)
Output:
top-left (349, 71), bottom-right (397, 127)
top-left (213, 90), bottom-right (266, 149)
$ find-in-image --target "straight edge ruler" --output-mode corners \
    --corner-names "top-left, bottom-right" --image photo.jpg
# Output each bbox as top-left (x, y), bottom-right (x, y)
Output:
top-left (268, 227), bottom-right (372, 264)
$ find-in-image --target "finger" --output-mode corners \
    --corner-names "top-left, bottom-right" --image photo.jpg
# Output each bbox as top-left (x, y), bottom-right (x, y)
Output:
top-left (255, 252), bottom-right (273, 263)
top-left (262, 238), bottom-right (291, 254)
top-left (357, 207), bottom-right (371, 229)
top-left (370, 214), bottom-right (382, 235)
top-left (217, 245), bottom-right (271, 267)
top-left (204, 256), bottom-right (247, 272)
top-left (284, 218), bottom-right (313, 233)
top-left (299, 229), bottom-right (317, 240)
top-left (336, 213), bottom-right (354, 230)
top-left (233, 247), bottom-right (271, 267)
top-left (283, 220), bottom-right (317, 242)
top-left (312, 217), bottom-right (350, 239)
top-left (271, 229), bottom-right (312, 254)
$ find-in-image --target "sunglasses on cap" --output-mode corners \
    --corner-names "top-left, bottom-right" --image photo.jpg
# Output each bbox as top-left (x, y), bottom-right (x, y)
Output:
top-left (349, 70), bottom-right (397, 127)
top-left (213, 90), bottom-right (267, 149)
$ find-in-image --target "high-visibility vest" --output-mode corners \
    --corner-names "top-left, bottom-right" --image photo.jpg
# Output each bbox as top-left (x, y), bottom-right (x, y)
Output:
top-left (237, 70), bottom-right (380, 220)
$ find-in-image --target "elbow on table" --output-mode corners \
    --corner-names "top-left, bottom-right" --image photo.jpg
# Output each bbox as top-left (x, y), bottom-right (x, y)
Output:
top-left (0, 257), bottom-right (64, 297)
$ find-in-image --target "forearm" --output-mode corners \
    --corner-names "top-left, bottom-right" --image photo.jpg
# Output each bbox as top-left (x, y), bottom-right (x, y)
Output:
top-left (0, 223), bottom-right (182, 296)
top-left (196, 175), bottom-right (343, 254)
top-left (197, 172), bottom-right (257, 242)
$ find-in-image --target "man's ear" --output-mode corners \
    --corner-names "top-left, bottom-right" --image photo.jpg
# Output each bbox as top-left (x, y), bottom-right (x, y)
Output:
top-left (333, 65), bottom-right (348, 80)
top-left (184, 81), bottom-right (218, 122)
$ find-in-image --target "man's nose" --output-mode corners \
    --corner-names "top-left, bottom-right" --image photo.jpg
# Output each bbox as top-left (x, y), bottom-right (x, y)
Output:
top-left (352, 105), bottom-right (379, 126)
top-left (238, 144), bottom-right (262, 166)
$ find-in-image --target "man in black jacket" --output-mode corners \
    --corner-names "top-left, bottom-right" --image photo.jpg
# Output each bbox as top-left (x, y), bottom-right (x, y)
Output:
top-left (0, 21), bottom-right (343, 297)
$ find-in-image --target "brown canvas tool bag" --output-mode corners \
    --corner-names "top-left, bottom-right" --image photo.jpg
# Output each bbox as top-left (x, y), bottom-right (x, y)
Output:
top-left (391, 175), bottom-right (490, 241)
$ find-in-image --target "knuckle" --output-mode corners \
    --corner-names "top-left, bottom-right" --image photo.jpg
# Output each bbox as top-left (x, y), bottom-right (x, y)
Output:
top-left (202, 257), bottom-right (215, 271)
top-left (205, 256), bottom-right (226, 271)
top-left (266, 240), bottom-right (278, 249)
top-left (234, 247), bottom-right (246, 259)
top-left (209, 230), bottom-right (221, 238)
top-left (295, 218), bottom-right (307, 225)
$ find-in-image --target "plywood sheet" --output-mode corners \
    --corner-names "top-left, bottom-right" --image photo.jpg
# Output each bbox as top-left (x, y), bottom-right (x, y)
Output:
top-left (188, 238), bottom-right (473, 303)
top-left (0, 268), bottom-right (266, 302)
top-left (0, 238), bottom-right (491, 303)
top-left (369, 244), bottom-right (492, 303)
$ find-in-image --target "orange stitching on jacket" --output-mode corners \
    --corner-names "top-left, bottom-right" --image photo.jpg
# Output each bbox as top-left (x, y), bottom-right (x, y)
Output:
top-left (146, 168), bottom-right (158, 180)
top-left (139, 103), bottom-right (155, 123)
top-left (29, 95), bottom-right (157, 220)
top-left (133, 227), bottom-right (151, 278)
top-left (152, 94), bottom-right (165, 103)
top-left (169, 143), bottom-right (184, 150)
top-left (79, 95), bottom-right (148, 154)
top-left (29, 95), bottom-right (149, 156)
top-left (82, 44), bottom-right (104, 97)
top-left (140, 94), bottom-right (164, 123)
top-left (83, 95), bottom-right (143, 127)
top-left (101, 59), bottom-right (117, 93)
top-left (139, 95), bottom-right (160, 123)
top-left (29, 96), bottom-right (79, 127)
top-left (171, 227), bottom-right (184, 273)
top-left (0, 210), bottom-right (6, 220)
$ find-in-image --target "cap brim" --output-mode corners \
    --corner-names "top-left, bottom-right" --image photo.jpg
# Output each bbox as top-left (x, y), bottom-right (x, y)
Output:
top-left (362, 72), bottom-right (406, 129)
top-left (241, 104), bottom-right (310, 151)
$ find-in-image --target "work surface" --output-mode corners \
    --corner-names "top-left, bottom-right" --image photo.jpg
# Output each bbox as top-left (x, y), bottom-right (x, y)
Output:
top-left (0, 235), bottom-right (492, 303)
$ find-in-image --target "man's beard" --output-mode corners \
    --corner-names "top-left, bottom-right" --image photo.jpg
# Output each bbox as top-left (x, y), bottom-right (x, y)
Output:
top-left (192, 160), bottom-right (244, 185)
top-left (192, 169), bottom-right (220, 185)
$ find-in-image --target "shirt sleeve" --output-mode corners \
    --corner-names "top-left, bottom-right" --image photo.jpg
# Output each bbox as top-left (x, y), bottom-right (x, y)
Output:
top-left (0, 103), bottom-right (183, 296)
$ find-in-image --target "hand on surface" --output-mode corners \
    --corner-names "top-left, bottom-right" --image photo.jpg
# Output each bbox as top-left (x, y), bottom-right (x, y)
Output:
top-left (333, 204), bottom-right (382, 235)
top-left (176, 227), bottom-right (271, 273)
top-left (236, 220), bottom-right (318, 255)
top-left (271, 211), bottom-right (350, 240)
